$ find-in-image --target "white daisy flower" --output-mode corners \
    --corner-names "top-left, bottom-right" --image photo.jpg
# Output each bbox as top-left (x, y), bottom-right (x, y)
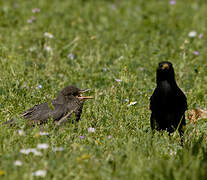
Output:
top-left (115, 79), bottom-right (122, 82)
top-left (127, 101), bottom-right (137, 107)
top-left (44, 46), bottom-right (53, 52)
top-left (14, 160), bottom-right (22, 166)
top-left (88, 127), bottom-right (96, 133)
top-left (32, 8), bottom-right (40, 13)
top-left (37, 143), bottom-right (49, 150)
top-left (18, 130), bottom-right (25, 136)
top-left (188, 31), bottom-right (197, 38)
top-left (44, 32), bottom-right (54, 39)
top-left (52, 147), bottom-right (64, 152)
top-left (67, 53), bottom-right (75, 60)
top-left (32, 170), bottom-right (47, 177)
top-left (39, 132), bottom-right (49, 136)
top-left (20, 148), bottom-right (42, 156)
top-left (37, 85), bottom-right (42, 89)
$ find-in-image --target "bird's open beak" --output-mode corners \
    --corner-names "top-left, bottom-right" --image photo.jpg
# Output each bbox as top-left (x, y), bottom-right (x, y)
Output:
top-left (161, 63), bottom-right (169, 70)
top-left (77, 89), bottom-right (94, 100)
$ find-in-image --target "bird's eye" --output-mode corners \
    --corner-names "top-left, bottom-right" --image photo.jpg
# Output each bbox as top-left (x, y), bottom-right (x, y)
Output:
top-left (73, 92), bottom-right (79, 96)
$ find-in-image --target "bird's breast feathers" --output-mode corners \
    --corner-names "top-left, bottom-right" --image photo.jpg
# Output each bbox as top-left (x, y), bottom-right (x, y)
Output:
top-left (159, 80), bottom-right (173, 94)
top-left (151, 82), bottom-right (183, 110)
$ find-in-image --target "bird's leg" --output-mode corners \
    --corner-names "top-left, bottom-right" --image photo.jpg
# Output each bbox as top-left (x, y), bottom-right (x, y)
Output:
top-left (177, 115), bottom-right (186, 146)
top-left (55, 110), bottom-right (74, 126)
top-left (178, 125), bottom-right (185, 146)
top-left (150, 115), bottom-right (156, 132)
top-left (55, 106), bottom-right (79, 126)
top-left (150, 115), bottom-right (157, 146)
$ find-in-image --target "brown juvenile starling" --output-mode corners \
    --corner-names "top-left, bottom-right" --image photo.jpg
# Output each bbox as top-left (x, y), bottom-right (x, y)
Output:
top-left (150, 61), bottom-right (187, 140)
top-left (5, 85), bottom-right (93, 125)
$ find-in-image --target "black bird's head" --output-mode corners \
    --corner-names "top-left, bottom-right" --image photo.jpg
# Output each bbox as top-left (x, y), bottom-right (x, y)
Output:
top-left (57, 85), bottom-right (93, 102)
top-left (156, 61), bottom-right (175, 83)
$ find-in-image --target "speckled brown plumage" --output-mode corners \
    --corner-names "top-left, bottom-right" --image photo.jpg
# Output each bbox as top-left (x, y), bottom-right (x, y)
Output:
top-left (5, 85), bottom-right (92, 125)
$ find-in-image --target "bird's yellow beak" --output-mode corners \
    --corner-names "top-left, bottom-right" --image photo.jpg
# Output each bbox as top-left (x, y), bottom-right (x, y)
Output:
top-left (77, 96), bottom-right (94, 100)
top-left (77, 89), bottom-right (94, 100)
top-left (161, 63), bottom-right (169, 70)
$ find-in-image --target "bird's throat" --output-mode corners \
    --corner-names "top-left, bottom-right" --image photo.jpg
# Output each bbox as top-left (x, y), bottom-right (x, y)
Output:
top-left (159, 80), bottom-right (172, 94)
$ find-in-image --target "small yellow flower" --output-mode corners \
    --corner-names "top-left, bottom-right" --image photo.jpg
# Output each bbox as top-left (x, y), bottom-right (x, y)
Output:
top-left (180, 45), bottom-right (185, 50)
top-left (71, 21), bottom-right (76, 26)
top-left (23, 26), bottom-right (29, 31)
top-left (184, 39), bottom-right (189, 44)
top-left (0, 170), bottom-right (5, 175)
top-left (127, 101), bottom-right (137, 107)
top-left (124, 66), bottom-right (127, 72)
top-left (78, 17), bottom-right (83, 23)
top-left (95, 140), bottom-right (102, 145)
top-left (90, 36), bottom-right (96, 40)
top-left (34, 133), bottom-right (40, 138)
top-left (77, 154), bottom-right (90, 161)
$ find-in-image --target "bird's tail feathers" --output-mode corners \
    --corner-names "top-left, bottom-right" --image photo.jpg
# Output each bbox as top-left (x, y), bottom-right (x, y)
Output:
top-left (3, 119), bottom-right (17, 126)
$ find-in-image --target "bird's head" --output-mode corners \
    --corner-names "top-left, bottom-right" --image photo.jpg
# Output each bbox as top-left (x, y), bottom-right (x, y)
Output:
top-left (156, 61), bottom-right (175, 83)
top-left (58, 85), bottom-right (93, 101)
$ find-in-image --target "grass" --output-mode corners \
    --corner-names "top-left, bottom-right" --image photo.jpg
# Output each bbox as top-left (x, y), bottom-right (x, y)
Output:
top-left (0, 0), bottom-right (207, 179)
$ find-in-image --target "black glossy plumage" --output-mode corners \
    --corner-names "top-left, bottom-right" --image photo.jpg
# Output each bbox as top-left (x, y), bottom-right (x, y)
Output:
top-left (5, 85), bottom-right (91, 125)
top-left (150, 61), bottom-right (187, 138)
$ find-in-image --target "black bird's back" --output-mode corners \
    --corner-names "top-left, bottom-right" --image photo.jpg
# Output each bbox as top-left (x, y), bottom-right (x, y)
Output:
top-left (150, 62), bottom-right (187, 134)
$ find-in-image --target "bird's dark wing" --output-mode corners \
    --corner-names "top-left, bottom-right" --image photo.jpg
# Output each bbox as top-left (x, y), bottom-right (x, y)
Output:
top-left (149, 88), bottom-right (158, 111)
top-left (54, 107), bottom-right (78, 125)
top-left (150, 88), bottom-right (159, 131)
top-left (175, 87), bottom-right (188, 113)
top-left (54, 101), bottom-right (83, 125)
top-left (21, 102), bottom-right (68, 124)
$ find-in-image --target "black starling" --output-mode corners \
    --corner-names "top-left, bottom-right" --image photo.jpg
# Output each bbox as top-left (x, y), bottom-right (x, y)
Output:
top-left (5, 85), bottom-right (93, 125)
top-left (150, 61), bottom-right (187, 140)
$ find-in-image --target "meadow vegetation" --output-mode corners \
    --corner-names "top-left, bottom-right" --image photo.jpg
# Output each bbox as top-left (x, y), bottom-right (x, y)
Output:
top-left (0, 0), bottom-right (207, 179)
